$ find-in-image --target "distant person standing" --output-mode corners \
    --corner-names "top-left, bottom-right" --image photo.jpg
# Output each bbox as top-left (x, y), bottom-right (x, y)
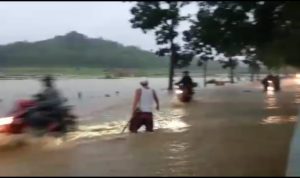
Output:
top-left (129, 79), bottom-right (159, 133)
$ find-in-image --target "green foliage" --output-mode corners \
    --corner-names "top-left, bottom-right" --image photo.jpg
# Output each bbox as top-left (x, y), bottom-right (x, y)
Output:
top-left (129, 1), bottom-right (190, 90)
top-left (130, 2), bottom-right (187, 48)
top-left (187, 2), bottom-right (254, 57)
top-left (184, 1), bottom-right (256, 83)
top-left (0, 31), bottom-right (168, 68)
top-left (187, 1), bottom-right (300, 69)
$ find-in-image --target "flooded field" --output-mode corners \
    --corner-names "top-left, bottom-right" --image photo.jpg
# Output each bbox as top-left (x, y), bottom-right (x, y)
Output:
top-left (0, 77), bottom-right (207, 144)
top-left (0, 77), bottom-right (298, 176)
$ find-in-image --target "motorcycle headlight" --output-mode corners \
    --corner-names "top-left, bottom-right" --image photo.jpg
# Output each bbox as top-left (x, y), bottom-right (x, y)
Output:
top-left (175, 89), bottom-right (183, 94)
top-left (0, 117), bottom-right (14, 126)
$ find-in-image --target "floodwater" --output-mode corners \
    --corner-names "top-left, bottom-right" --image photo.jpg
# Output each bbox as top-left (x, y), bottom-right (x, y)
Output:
top-left (0, 76), bottom-right (298, 176)
top-left (0, 77), bottom-right (212, 138)
top-left (0, 75), bottom-right (233, 133)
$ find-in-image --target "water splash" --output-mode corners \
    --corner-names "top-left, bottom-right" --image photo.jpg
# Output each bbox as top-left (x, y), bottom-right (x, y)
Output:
top-left (154, 108), bottom-right (190, 133)
top-left (264, 90), bottom-right (279, 109)
top-left (294, 92), bottom-right (300, 104)
top-left (261, 115), bottom-right (297, 125)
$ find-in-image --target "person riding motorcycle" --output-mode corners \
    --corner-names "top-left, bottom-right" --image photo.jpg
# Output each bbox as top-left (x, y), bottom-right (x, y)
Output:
top-left (26, 75), bottom-right (65, 129)
top-left (261, 74), bottom-right (275, 92)
top-left (37, 75), bottom-right (64, 109)
top-left (175, 71), bottom-right (195, 94)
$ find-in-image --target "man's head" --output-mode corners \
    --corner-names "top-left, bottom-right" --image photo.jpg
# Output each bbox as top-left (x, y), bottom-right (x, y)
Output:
top-left (183, 71), bottom-right (189, 76)
top-left (41, 75), bottom-right (54, 88)
top-left (140, 78), bottom-right (149, 87)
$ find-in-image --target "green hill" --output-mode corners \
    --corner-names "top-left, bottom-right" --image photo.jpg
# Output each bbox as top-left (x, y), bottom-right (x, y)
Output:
top-left (0, 31), bottom-right (269, 77)
top-left (0, 31), bottom-right (168, 68)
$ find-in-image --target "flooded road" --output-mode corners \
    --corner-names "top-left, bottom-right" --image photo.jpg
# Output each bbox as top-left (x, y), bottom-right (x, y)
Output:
top-left (0, 77), bottom-right (298, 176)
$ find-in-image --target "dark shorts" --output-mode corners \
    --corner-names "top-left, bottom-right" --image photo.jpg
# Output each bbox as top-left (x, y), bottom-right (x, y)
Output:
top-left (129, 112), bottom-right (153, 133)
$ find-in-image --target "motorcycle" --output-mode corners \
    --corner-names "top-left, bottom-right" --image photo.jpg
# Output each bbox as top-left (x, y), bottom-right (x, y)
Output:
top-left (174, 82), bottom-right (197, 102)
top-left (262, 74), bottom-right (281, 92)
top-left (267, 80), bottom-right (275, 91)
top-left (262, 79), bottom-right (275, 92)
top-left (0, 97), bottom-right (77, 137)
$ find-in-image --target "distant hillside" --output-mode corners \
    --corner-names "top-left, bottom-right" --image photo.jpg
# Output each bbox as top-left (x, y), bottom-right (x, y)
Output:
top-left (0, 31), bottom-right (268, 75)
top-left (0, 31), bottom-right (168, 68)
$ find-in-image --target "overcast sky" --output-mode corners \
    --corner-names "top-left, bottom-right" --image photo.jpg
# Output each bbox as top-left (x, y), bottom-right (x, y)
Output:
top-left (0, 1), bottom-right (199, 51)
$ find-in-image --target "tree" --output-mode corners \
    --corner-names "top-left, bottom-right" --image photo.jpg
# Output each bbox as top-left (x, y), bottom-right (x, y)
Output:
top-left (233, 1), bottom-right (298, 69)
top-left (183, 31), bottom-right (214, 86)
top-left (243, 55), bottom-right (261, 82)
top-left (192, 1), bottom-right (300, 70)
top-left (219, 57), bottom-right (239, 83)
top-left (263, 2), bottom-right (300, 68)
top-left (183, 23), bottom-right (215, 87)
top-left (129, 1), bottom-right (189, 90)
top-left (184, 1), bottom-right (255, 83)
top-left (197, 53), bottom-right (214, 87)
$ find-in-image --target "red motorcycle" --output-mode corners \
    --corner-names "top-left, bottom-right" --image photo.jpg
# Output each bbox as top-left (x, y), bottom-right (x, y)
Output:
top-left (174, 83), bottom-right (197, 102)
top-left (0, 98), bottom-right (77, 136)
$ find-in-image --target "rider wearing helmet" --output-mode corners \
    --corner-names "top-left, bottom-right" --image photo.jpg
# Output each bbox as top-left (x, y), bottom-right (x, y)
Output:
top-left (175, 71), bottom-right (195, 94)
top-left (27, 75), bottom-right (65, 129)
top-left (37, 75), bottom-right (64, 109)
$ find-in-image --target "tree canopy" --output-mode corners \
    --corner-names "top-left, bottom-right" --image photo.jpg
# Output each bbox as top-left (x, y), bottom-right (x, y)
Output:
top-left (186, 1), bottom-right (299, 69)
top-left (130, 1), bottom-right (192, 90)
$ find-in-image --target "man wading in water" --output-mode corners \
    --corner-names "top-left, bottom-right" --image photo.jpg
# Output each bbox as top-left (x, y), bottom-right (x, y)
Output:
top-left (129, 79), bottom-right (159, 133)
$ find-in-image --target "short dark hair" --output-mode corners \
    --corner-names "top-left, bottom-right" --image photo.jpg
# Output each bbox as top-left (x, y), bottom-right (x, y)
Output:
top-left (41, 75), bottom-right (54, 87)
top-left (140, 81), bottom-right (148, 87)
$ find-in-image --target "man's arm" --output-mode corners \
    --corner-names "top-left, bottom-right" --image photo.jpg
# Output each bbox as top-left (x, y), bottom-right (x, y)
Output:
top-left (183, 76), bottom-right (192, 84)
top-left (153, 90), bottom-right (159, 111)
top-left (174, 79), bottom-right (183, 85)
top-left (132, 89), bottom-right (141, 115)
top-left (175, 77), bottom-right (184, 85)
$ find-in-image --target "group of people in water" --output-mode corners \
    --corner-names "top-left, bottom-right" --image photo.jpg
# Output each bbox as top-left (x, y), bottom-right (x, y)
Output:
top-left (20, 71), bottom-right (195, 134)
top-left (22, 71), bottom-right (278, 134)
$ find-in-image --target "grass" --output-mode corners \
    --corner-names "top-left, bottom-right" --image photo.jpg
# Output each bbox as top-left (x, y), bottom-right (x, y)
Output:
top-left (0, 67), bottom-right (266, 79)
top-left (0, 67), bottom-right (169, 79)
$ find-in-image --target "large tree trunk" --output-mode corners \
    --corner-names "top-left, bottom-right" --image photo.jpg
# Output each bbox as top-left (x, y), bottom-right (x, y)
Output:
top-left (168, 43), bottom-right (175, 91)
top-left (203, 61), bottom-right (207, 87)
top-left (228, 57), bottom-right (234, 84)
top-left (256, 69), bottom-right (260, 81)
top-left (168, 55), bottom-right (175, 91)
top-left (230, 67), bottom-right (234, 83)
top-left (250, 68), bottom-right (254, 82)
top-left (250, 72), bottom-right (254, 82)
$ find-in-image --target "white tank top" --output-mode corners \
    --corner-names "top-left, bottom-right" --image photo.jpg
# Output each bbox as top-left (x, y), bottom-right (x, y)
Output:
top-left (139, 87), bottom-right (154, 113)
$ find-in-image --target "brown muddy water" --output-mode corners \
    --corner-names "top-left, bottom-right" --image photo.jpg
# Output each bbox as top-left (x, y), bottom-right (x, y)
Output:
top-left (0, 77), bottom-right (298, 176)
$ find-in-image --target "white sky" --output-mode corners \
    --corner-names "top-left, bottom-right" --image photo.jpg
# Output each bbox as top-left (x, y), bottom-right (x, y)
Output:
top-left (0, 1), bottom-right (199, 51)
